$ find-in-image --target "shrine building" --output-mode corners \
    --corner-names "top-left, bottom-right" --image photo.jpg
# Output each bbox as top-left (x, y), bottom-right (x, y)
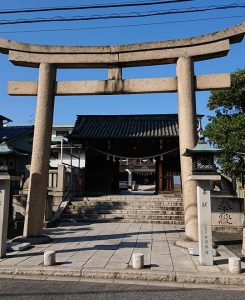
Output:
top-left (70, 114), bottom-right (183, 195)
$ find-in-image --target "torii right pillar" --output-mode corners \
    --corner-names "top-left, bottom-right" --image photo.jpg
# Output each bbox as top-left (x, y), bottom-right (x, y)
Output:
top-left (177, 56), bottom-right (198, 241)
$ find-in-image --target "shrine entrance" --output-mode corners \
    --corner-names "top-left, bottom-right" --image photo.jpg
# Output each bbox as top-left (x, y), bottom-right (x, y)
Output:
top-left (70, 114), bottom-right (180, 195)
top-left (119, 158), bottom-right (157, 193)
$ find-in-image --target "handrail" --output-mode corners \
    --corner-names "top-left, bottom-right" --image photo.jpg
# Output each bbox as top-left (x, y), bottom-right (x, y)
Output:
top-left (50, 172), bottom-right (73, 223)
top-left (50, 163), bottom-right (84, 222)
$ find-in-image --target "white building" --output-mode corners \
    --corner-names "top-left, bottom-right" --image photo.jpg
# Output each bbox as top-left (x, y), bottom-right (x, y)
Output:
top-left (50, 125), bottom-right (85, 169)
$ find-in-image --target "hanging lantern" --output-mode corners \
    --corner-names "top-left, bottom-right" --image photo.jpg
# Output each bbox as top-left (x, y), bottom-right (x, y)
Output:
top-left (106, 154), bottom-right (110, 161)
top-left (160, 154), bottom-right (163, 161)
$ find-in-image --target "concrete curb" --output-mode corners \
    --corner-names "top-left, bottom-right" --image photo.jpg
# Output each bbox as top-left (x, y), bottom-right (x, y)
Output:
top-left (0, 266), bottom-right (244, 286)
top-left (175, 272), bottom-right (245, 285)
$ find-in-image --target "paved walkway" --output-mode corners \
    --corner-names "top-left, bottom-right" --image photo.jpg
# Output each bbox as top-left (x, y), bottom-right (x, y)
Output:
top-left (1, 222), bottom-right (244, 275)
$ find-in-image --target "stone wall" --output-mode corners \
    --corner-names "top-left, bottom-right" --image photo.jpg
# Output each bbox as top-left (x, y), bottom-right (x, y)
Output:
top-left (211, 195), bottom-right (244, 232)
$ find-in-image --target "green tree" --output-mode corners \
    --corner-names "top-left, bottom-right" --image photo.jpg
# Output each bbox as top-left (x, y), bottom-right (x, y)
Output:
top-left (204, 69), bottom-right (245, 177)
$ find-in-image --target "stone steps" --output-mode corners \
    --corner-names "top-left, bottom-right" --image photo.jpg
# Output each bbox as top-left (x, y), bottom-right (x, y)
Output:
top-left (65, 209), bottom-right (184, 215)
top-left (60, 216), bottom-right (185, 225)
top-left (68, 201), bottom-right (183, 208)
top-left (61, 195), bottom-right (184, 224)
top-left (62, 213), bottom-right (184, 220)
top-left (73, 196), bottom-right (182, 200)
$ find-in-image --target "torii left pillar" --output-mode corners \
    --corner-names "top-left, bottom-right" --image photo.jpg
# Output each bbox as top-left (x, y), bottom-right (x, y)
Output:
top-left (177, 57), bottom-right (198, 241)
top-left (23, 63), bottom-right (56, 239)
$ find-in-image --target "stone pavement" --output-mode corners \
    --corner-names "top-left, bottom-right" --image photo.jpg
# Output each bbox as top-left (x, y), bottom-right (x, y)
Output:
top-left (0, 222), bottom-right (245, 285)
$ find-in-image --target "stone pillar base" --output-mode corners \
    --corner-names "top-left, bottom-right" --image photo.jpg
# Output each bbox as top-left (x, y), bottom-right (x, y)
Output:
top-left (12, 235), bottom-right (52, 245)
top-left (175, 239), bottom-right (217, 249)
top-left (175, 239), bottom-right (198, 249)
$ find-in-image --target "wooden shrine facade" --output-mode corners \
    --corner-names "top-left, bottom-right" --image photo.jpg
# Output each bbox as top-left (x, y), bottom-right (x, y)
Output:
top-left (70, 114), bottom-right (181, 194)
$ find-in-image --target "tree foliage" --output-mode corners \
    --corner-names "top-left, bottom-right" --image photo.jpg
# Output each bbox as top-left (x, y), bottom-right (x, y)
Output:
top-left (204, 69), bottom-right (245, 177)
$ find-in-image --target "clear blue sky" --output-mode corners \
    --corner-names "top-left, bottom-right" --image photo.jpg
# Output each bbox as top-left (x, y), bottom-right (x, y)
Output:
top-left (0, 0), bottom-right (244, 126)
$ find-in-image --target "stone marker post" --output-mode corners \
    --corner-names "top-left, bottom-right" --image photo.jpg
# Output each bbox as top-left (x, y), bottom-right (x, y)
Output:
top-left (196, 180), bottom-right (213, 265)
top-left (0, 178), bottom-right (10, 258)
top-left (188, 175), bottom-right (220, 265)
top-left (242, 218), bottom-right (245, 257)
top-left (0, 175), bottom-right (20, 258)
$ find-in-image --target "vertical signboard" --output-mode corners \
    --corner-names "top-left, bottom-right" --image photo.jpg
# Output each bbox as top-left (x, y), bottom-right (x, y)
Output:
top-left (197, 181), bottom-right (213, 266)
top-left (0, 180), bottom-right (10, 258)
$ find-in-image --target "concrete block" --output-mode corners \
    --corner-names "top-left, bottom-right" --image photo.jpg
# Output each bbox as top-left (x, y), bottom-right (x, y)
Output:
top-left (44, 251), bottom-right (56, 266)
top-left (7, 242), bottom-right (31, 251)
top-left (188, 248), bottom-right (218, 257)
top-left (229, 257), bottom-right (241, 274)
top-left (132, 253), bottom-right (144, 269)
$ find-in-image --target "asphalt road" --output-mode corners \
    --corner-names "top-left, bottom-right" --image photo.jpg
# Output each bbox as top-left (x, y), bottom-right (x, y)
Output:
top-left (0, 278), bottom-right (245, 300)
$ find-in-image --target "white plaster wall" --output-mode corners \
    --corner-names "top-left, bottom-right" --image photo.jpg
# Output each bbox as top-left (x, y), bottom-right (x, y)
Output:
top-left (50, 150), bottom-right (85, 168)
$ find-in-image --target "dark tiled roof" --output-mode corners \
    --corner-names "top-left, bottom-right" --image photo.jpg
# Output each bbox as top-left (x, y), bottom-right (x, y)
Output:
top-left (0, 115), bottom-right (12, 123)
top-left (0, 139), bottom-right (28, 155)
top-left (0, 125), bottom-right (34, 141)
top-left (72, 114), bottom-right (179, 139)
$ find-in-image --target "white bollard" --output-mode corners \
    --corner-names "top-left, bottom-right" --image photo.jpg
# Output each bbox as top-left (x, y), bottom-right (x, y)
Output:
top-left (44, 250), bottom-right (56, 266)
top-left (228, 257), bottom-right (241, 274)
top-left (132, 253), bottom-right (144, 269)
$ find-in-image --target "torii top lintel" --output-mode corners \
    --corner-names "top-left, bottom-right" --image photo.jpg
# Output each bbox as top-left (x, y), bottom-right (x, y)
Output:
top-left (0, 22), bottom-right (244, 68)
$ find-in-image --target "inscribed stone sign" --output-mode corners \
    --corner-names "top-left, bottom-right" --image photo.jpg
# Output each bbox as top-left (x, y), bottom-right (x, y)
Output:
top-left (211, 197), bottom-right (244, 228)
top-left (197, 181), bottom-right (213, 266)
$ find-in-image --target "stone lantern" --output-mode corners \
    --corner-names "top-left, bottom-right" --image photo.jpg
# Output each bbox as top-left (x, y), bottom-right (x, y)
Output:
top-left (183, 137), bottom-right (221, 266)
top-left (0, 137), bottom-right (26, 175)
top-left (0, 137), bottom-right (24, 258)
top-left (184, 137), bottom-right (222, 176)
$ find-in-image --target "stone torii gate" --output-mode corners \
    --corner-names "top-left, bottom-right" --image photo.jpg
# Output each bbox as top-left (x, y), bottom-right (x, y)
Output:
top-left (1, 22), bottom-right (244, 242)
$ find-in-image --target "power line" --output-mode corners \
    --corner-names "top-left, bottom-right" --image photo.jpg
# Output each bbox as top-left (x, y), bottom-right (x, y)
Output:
top-left (0, 14), bottom-right (243, 34)
top-left (0, 0), bottom-right (193, 15)
top-left (0, 3), bottom-right (244, 26)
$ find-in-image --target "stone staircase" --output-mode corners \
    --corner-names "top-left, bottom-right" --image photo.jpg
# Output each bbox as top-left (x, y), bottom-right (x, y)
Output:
top-left (60, 195), bottom-right (184, 224)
